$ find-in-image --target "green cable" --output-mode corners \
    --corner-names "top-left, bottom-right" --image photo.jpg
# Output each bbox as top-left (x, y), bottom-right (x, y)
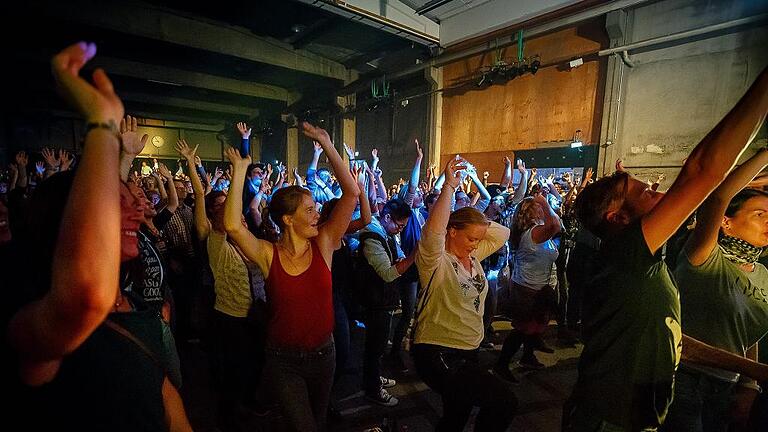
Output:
top-left (517, 29), bottom-right (524, 62)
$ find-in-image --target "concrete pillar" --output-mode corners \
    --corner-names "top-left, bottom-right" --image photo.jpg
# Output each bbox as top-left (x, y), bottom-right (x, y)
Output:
top-left (336, 94), bottom-right (357, 164)
top-left (425, 66), bottom-right (443, 170)
top-left (250, 134), bottom-right (262, 164)
top-left (598, 9), bottom-right (632, 177)
top-left (286, 127), bottom-right (299, 176)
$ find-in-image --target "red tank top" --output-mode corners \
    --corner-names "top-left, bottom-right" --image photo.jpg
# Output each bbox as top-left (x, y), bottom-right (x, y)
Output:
top-left (266, 240), bottom-right (334, 349)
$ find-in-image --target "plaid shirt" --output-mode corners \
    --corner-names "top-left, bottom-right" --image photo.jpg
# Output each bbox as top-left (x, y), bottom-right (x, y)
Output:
top-left (162, 203), bottom-right (195, 259)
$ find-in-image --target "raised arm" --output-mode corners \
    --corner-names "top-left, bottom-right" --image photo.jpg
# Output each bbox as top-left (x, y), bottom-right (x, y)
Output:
top-left (293, 167), bottom-right (305, 188)
top-left (346, 164), bottom-right (373, 234)
top-left (118, 115), bottom-right (148, 182)
top-left (423, 156), bottom-right (465, 234)
top-left (642, 67), bottom-right (768, 255)
top-left (154, 170), bottom-right (168, 201)
top-left (500, 156), bottom-right (512, 189)
top-left (9, 41), bottom-right (124, 385)
top-left (510, 160), bottom-right (530, 206)
top-left (223, 146), bottom-right (272, 275)
top-left (302, 122), bottom-right (360, 255)
top-left (682, 334), bottom-right (768, 382)
top-left (157, 163), bottom-right (178, 213)
top-left (307, 140), bottom-right (323, 179)
top-left (404, 140), bottom-right (423, 206)
top-left (14, 152), bottom-right (28, 189)
top-left (531, 193), bottom-right (562, 243)
top-left (467, 163), bottom-right (491, 211)
top-left (176, 139), bottom-right (208, 239)
top-left (371, 148), bottom-right (379, 173)
top-left (683, 146), bottom-right (768, 266)
top-left (236, 121), bottom-right (251, 157)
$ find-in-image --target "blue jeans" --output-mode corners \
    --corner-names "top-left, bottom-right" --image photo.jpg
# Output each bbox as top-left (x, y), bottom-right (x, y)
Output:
top-left (392, 281), bottom-right (417, 353)
top-left (263, 338), bottom-right (336, 432)
top-left (661, 366), bottom-right (735, 432)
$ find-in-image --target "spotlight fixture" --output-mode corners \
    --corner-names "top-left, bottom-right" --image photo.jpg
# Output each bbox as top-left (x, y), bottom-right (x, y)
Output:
top-left (530, 56), bottom-right (541, 75)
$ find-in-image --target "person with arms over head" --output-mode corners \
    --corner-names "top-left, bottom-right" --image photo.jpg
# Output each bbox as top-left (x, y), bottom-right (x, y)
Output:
top-left (661, 145), bottom-right (768, 432)
top-left (223, 122), bottom-right (359, 432)
top-left (564, 67), bottom-right (768, 432)
top-left (4, 41), bottom-right (192, 431)
top-left (411, 155), bottom-right (516, 432)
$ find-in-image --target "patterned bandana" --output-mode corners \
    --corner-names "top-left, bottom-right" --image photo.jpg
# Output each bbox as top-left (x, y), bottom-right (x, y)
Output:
top-left (718, 232), bottom-right (764, 265)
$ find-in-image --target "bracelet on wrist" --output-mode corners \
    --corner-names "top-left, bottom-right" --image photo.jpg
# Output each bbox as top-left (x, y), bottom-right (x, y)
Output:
top-left (85, 121), bottom-right (122, 144)
top-left (738, 381), bottom-right (762, 393)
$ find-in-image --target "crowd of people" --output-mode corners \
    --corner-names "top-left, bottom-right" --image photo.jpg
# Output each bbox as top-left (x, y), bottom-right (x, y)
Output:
top-left (1, 42), bottom-right (768, 432)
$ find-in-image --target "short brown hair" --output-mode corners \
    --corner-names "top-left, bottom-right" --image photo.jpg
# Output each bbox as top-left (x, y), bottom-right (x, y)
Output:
top-left (270, 185), bottom-right (313, 230)
top-left (448, 207), bottom-right (489, 230)
top-left (574, 171), bottom-right (629, 239)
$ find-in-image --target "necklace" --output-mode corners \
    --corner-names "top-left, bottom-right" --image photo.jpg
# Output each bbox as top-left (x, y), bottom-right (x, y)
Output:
top-left (278, 241), bottom-right (310, 274)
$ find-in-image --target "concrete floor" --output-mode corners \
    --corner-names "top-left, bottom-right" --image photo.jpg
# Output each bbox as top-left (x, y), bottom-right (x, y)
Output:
top-left (180, 320), bottom-right (582, 432)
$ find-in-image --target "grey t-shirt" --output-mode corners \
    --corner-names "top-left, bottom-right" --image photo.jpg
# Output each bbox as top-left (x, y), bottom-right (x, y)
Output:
top-left (675, 246), bottom-right (768, 381)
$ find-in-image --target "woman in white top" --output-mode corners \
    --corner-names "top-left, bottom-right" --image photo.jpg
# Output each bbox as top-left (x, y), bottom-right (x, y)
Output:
top-left (495, 193), bottom-right (561, 378)
top-left (411, 156), bottom-right (515, 432)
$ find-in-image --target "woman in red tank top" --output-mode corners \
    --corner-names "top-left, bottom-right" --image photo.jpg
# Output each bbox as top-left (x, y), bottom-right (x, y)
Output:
top-left (223, 122), bottom-right (359, 431)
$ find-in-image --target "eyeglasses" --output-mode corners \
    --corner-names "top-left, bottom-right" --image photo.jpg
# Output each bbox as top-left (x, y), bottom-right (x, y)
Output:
top-left (388, 215), bottom-right (406, 230)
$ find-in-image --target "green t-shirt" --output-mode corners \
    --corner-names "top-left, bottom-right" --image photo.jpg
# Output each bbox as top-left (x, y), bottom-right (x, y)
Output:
top-left (675, 245), bottom-right (768, 381)
top-left (570, 222), bottom-right (682, 430)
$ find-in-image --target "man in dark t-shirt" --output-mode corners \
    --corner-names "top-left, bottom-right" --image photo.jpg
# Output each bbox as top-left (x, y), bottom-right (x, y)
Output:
top-left (565, 221), bottom-right (681, 430)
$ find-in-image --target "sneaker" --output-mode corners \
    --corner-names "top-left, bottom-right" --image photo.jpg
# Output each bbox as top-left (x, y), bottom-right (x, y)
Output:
top-left (367, 388), bottom-right (399, 407)
top-left (519, 356), bottom-right (545, 370)
top-left (388, 351), bottom-right (409, 373)
top-left (480, 340), bottom-right (495, 350)
top-left (380, 376), bottom-right (397, 388)
top-left (363, 428), bottom-right (384, 432)
top-left (492, 364), bottom-right (520, 384)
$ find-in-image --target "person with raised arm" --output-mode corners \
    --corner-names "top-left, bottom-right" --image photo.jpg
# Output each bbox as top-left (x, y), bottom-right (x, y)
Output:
top-left (176, 138), bottom-right (269, 431)
top-left (564, 67), bottom-right (768, 432)
top-left (411, 156), bottom-right (516, 431)
top-left (5, 41), bottom-right (192, 431)
top-left (223, 122), bottom-right (359, 431)
top-left (660, 145), bottom-right (768, 431)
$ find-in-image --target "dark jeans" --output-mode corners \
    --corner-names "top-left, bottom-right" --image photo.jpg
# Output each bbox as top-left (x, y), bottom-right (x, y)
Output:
top-left (210, 310), bottom-right (266, 432)
top-left (363, 309), bottom-right (393, 394)
top-left (565, 243), bottom-right (599, 330)
top-left (332, 293), bottom-right (351, 380)
top-left (661, 367), bottom-right (735, 432)
top-left (392, 281), bottom-right (417, 353)
top-left (555, 246), bottom-right (571, 326)
top-left (412, 343), bottom-right (517, 432)
top-left (263, 338), bottom-right (336, 432)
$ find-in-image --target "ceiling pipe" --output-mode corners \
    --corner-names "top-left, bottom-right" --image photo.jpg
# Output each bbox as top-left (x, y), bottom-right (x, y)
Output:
top-left (415, 0), bottom-right (457, 16)
top-left (599, 12), bottom-right (768, 66)
top-left (386, 0), bottom-right (654, 81)
top-left (296, 0), bottom-right (439, 47)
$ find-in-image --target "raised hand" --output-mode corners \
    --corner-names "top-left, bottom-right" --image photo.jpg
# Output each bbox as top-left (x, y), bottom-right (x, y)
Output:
top-left (175, 139), bottom-right (198, 161)
top-left (206, 172), bottom-right (213, 184)
top-left (582, 167), bottom-right (594, 187)
top-left (35, 161), bottom-right (46, 176)
top-left (547, 173), bottom-right (555, 183)
top-left (276, 162), bottom-right (286, 174)
top-left (371, 148), bottom-right (379, 161)
top-left (312, 140), bottom-right (323, 155)
top-left (42, 148), bottom-right (61, 168)
top-left (224, 146), bottom-right (251, 171)
top-left (293, 167), bottom-right (303, 182)
top-left (194, 155), bottom-right (202, 167)
top-left (60, 150), bottom-right (74, 171)
top-left (15, 151), bottom-right (28, 168)
top-left (213, 166), bottom-right (224, 179)
top-left (415, 139), bottom-right (423, 160)
top-left (517, 159), bottom-right (526, 173)
top-left (301, 122), bottom-right (331, 145)
top-left (531, 167), bottom-right (538, 177)
top-left (351, 163), bottom-right (365, 190)
top-left (236, 121), bottom-right (252, 139)
top-left (120, 115), bottom-right (149, 156)
top-left (343, 143), bottom-right (355, 160)
top-left (444, 155), bottom-right (467, 189)
top-left (157, 163), bottom-right (172, 180)
top-left (504, 156), bottom-right (511, 166)
top-left (51, 41), bottom-right (123, 127)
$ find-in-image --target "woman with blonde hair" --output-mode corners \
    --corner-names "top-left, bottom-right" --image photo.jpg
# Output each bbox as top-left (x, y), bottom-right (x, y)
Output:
top-left (411, 156), bottom-right (516, 432)
top-left (495, 192), bottom-right (561, 379)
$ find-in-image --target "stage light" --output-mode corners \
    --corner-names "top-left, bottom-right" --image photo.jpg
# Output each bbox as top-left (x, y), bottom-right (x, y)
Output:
top-left (570, 141), bottom-right (583, 148)
top-left (530, 57), bottom-right (541, 75)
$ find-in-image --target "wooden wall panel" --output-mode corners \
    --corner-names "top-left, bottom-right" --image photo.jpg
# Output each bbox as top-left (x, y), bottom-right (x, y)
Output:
top-left (441, 20), bottom-right (607, 180)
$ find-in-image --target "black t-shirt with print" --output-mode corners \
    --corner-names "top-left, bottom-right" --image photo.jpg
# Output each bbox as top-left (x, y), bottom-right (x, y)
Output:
top-left (121, 230), bottom-right (171, 315)
top-left (569, 221), bottom-right (682, 430)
